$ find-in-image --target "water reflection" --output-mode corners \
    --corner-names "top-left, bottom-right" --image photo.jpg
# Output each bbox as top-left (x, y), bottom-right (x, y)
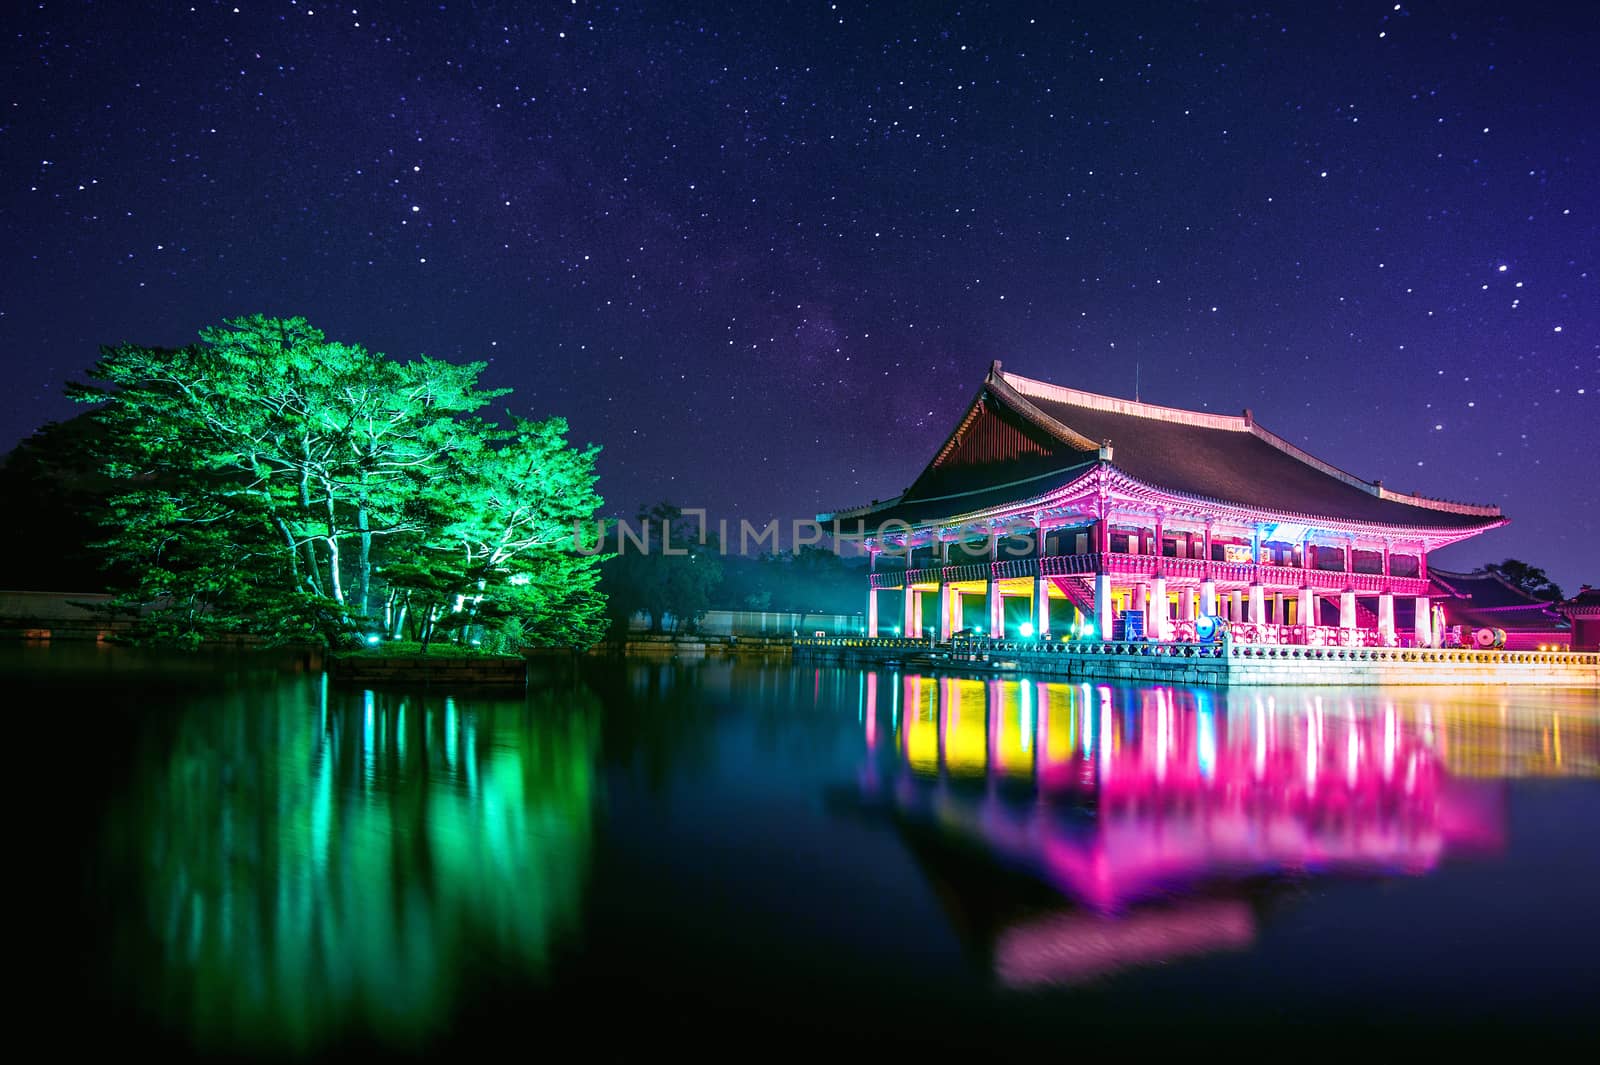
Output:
top-left (112, 676), bottom-right (597, 1053)
top-left (857, 673), bottom-right (1598, 988)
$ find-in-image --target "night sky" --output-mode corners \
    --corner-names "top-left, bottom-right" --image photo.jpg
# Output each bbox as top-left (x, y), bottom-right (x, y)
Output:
top-left (2, 2), bottom-right (1595, 586)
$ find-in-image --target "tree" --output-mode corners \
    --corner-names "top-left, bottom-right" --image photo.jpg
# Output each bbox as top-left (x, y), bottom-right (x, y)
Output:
top-left (1485, 558), bottom-right (1564, 602)
top-left (67, 315), bottom-right (608, 648)
top-left (0, 412), bottom-right (121, 591)
top-left (600, 503), bottom-right (723, 634)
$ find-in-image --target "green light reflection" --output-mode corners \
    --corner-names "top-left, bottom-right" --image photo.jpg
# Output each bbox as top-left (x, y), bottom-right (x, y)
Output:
top-left (119, 679), bottom-right (598, 1054)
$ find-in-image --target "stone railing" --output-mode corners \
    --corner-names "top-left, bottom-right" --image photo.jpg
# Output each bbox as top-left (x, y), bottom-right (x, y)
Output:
top-left (795, 634), bottom-right (1599, 669)
top-left (1224, 643), bottom-right (1600, 667)
top-left (797, 635), bottom-right (933, 650)
top-left (797, 634), bottom-right (1226, 659)
top-left (1166, 621), bottom-right (1395, 648)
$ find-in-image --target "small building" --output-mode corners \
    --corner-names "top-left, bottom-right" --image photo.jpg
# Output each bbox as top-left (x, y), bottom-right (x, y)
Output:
top-left (823, 363), bottom-right (1507, 646)
top-left (1560, 587), bottom-right (1600, 652)
top-left (1429, 568), bottom-right (1569, 650)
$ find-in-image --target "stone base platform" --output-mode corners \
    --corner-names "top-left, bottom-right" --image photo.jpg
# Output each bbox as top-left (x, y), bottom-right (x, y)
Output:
top-left (327, 654), bottom-right (529, 689)
top-left (796, 637), bottom-right (1600, 688)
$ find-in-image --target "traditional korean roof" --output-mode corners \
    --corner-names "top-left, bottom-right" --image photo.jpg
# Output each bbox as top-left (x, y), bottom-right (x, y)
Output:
top-left (1430, 568), bottom-right (1567, 632)
top-left (826, 363), bottom-right (1506, 535)
top-left (1431, 568), bottom-right (1554, 608)
top-left (1560, 585), bottom-right (1600, 617)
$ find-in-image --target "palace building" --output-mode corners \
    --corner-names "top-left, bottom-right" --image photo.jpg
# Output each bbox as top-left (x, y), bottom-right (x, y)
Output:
top-left (825, 363), bottom-right (1507, 647)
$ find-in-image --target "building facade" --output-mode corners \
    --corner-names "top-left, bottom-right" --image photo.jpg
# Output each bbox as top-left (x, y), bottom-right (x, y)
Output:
top-left (824, 364), bottom-right (1506, 647)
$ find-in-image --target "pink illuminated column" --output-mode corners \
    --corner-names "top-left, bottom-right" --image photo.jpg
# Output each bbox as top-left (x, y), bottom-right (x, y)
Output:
top-left (1248, 584), bottom-right (1266, 623)
top-left (939, 584), bottom-right (959, 642)
top-left (1200, 578), bottom-right (1218, 618)
top-left (867, 586), bottom-right (879, 638)
top-left (1149, 575), bottom-right (1169, 640)
top-left (1032, 573), bottom-right (1051, 637)
top-left (1298, 585), bottom-right (1315, 629)
top-left (1377, 592), bottom-right (1395, 641)
top-left (988, 577), bottom-right (1004, 637)
top-left (1093, 573), bottom-right (1113, 638)
top-left (1339, 590), bottom-right (1357, 630)
top-left (903, 587), bottom-right (918, 637)
top-left (1414, 596), bottom-right (1432, 647)
top-left (1229, 589), bottom-right (1243, 621)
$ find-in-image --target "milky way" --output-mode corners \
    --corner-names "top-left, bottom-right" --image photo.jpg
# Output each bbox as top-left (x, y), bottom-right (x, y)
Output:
top-left (2, 2), bottom-right (1595, 584)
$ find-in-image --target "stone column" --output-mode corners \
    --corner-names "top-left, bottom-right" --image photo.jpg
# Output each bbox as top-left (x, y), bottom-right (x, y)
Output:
top-left (1132, 583), bottom-right (1147, 614)
top-left (1150, 576), bottom-right (1168, 640)
top-left (1298, 586), bottom-right (1315, 630)
top-left (1339, 590), bottom-right (1357, 630)
top-left (1248, 584), bottom-right (1266, 623)
top-left (903, 587), bottom-right (917, 638)
top-left (1230, 589), bottom-right (1243, 621)
top-left (1200, 579), bottom-right (1218, 618)
top-left (1093, 573), bottom-right (1113, 639)
top-left (987, 577), bottom-right (1004, 638)
top-left (1414, 596), bottom-right (1432, 647)
top-left (938, 579), bottom-right (954, 642)
top-left (867, 587), bottom-right (879, 638)
top-left (1377, 592), bottom-right (1395, 642)
top-left (1032, 573), bottom-right (1051, 638)
top-left (1179, 587), bottom-right (1194, 621)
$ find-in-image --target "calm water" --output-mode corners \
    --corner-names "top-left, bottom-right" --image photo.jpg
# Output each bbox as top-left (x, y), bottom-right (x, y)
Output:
top-left (15, 643), bottom-right (1600, 1055)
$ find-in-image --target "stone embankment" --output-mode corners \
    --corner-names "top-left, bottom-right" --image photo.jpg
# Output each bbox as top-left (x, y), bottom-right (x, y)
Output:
top-left (795, 636), bottom-right (1600, 688)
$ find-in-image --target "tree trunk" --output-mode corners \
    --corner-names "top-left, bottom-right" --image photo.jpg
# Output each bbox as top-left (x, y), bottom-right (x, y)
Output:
top-left (323, 486), bottom-right (344, 605)
top-left (326, 536), bottom-right (344, 605)
top-left (356, 471), bottom-right (372, 619)
top-left (298, 441), bottom-right (324, 595)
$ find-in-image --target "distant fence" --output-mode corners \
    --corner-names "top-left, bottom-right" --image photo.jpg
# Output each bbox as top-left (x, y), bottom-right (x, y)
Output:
top-left (0, 590), bottom-right (134, 640)
top-left (628, 609), bottom-right (865, 637)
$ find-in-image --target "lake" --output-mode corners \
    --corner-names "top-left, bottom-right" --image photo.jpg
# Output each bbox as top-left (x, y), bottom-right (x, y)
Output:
top-left (15, 642), bottom-right (1599, 1055)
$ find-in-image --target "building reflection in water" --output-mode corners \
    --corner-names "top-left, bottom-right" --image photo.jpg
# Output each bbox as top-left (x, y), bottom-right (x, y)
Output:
top-left (855, 672), bottom-right (1598, 989)
top-left (114, 677), bottom-right (598, 1053)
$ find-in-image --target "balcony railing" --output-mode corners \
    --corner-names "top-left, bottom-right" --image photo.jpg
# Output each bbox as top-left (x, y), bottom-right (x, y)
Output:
top-left (871, 552), bottom-right (1431, 595)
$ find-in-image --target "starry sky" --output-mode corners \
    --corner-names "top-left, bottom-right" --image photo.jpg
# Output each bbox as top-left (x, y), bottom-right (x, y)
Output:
top-left (2, 1), bottom-right (1595, 587)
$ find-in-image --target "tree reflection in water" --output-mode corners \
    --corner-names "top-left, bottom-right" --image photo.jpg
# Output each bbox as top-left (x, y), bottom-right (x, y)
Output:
top-left (853, 673), bottom-right (1598, 988)
top-left (116, 676), bottom-right (598, 1053)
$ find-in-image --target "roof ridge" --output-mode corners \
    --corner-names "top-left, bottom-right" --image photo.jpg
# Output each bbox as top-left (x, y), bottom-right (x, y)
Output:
top-left (984, 367), bottom-right (1102, 450)
top-left (999, 368), bottom-right (1249, 431)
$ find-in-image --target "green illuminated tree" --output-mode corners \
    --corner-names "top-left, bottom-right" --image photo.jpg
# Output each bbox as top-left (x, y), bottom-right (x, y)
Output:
top-left (70, 315), bottom-right (608, 647)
